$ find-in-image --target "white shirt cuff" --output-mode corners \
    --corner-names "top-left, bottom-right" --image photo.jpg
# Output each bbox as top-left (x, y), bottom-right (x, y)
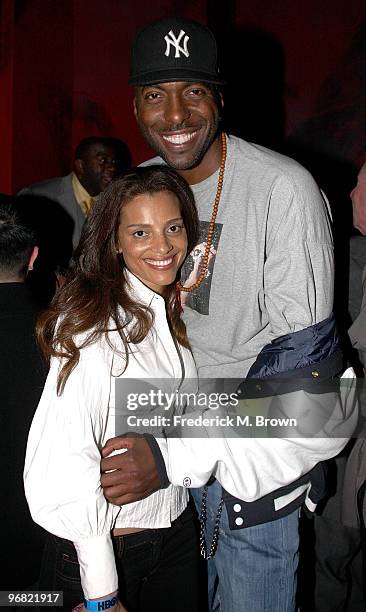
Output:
top-left (74, 533), bottom-right (118, 599)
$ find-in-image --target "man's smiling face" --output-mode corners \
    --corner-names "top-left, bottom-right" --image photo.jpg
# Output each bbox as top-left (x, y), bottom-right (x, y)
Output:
top-left (134, 81), bottom-right (221, 172)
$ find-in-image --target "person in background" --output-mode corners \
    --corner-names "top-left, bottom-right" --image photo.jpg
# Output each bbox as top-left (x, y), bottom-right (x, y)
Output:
top-left (19, 136), bottom-right (130, 250)
top-left (307, 162), bottom-right (366, 612)
top-left (351, 161), bottom-right (366, 237)
top-left (349, 161), bottom-right (366, 326)
top-left (24, 166), bottom-right (200, 612)
top-left (0, 195), bottom-right (47, 590)
top-left (350, 162), bottom-right (366, 360)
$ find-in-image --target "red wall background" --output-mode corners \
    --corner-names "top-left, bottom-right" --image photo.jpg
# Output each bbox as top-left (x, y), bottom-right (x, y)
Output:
top-left (1, 0), bottom-right (366, 193)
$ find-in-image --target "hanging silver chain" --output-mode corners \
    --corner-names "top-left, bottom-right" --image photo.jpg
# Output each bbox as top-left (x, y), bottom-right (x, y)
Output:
top-left (199, 485), bottom-right (224, 560)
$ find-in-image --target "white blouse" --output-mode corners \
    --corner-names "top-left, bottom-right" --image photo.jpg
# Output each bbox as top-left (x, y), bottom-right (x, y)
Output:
top-left (24, 271), bottom-right (197, 599)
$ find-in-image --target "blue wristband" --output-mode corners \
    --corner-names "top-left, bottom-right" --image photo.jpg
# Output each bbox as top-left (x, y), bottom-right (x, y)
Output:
top-left (83, 595), bottom-right (119, 611)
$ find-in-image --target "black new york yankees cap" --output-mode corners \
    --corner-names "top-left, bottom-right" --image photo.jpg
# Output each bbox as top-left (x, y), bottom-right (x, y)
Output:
top-left (129, 17), bottom-right (225, 86)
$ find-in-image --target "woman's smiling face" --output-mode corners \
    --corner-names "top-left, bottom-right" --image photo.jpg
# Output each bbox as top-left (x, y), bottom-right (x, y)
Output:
top-left (117, 190), bottom-right (188, 294)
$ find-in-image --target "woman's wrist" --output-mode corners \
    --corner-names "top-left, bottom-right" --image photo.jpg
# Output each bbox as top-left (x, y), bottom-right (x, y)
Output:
top-left (83, 592), bottom-right (119, 610)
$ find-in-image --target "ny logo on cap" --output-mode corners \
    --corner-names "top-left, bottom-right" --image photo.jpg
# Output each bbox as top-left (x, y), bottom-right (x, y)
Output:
top-left (164, 29), bottom-right (190, 58)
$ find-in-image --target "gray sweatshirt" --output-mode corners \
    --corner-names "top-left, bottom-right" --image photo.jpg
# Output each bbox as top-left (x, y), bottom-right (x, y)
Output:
top-left (149, 134), bottom-right (334, 379)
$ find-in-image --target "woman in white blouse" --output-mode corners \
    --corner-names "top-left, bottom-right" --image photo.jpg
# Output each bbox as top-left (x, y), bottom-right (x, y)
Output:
top-left (24, 166), bottom-right (200, 612)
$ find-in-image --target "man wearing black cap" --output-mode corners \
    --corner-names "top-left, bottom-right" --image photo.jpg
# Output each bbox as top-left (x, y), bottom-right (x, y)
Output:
top-left (101, 17), bottom-right (356, 612)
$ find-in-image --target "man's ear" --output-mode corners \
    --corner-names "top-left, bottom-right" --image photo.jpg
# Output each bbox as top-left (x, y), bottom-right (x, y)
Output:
top-left (74, 158), bottom-right (84, 178)
top-left (28, 246), bottom-right (39, 271)
top-left (133, 97), bottom-right (138, 120)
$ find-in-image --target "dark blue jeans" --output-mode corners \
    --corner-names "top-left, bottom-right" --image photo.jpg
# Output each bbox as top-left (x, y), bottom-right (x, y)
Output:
top-left (191, 482), bottom-right (299, 612)
top-left (38, 505), bottom-right (200, 611)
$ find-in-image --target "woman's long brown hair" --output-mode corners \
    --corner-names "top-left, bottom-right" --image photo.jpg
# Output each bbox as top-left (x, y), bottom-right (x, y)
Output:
top-left (37, 165), bottom-right (199, 394)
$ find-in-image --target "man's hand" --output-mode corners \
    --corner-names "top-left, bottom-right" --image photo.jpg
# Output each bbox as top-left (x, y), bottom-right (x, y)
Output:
top-left (101, 435), bottom-right (161, 505)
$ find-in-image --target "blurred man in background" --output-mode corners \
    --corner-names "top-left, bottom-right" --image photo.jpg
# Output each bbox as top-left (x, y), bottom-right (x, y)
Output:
top-left (19, 136), bottom-right (130, 249)
top-left (0, 196), bottom-right (47, 589)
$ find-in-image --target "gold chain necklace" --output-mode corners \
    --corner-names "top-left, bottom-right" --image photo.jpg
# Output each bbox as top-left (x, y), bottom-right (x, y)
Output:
top-left (177, 131), bottom-right (227, 294)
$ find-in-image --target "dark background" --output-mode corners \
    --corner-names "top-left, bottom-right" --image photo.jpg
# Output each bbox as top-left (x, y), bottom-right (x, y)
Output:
top-left (1, 0), bottom-right (366, 196)
top-left (1, 0), bottom-right (365, 338)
